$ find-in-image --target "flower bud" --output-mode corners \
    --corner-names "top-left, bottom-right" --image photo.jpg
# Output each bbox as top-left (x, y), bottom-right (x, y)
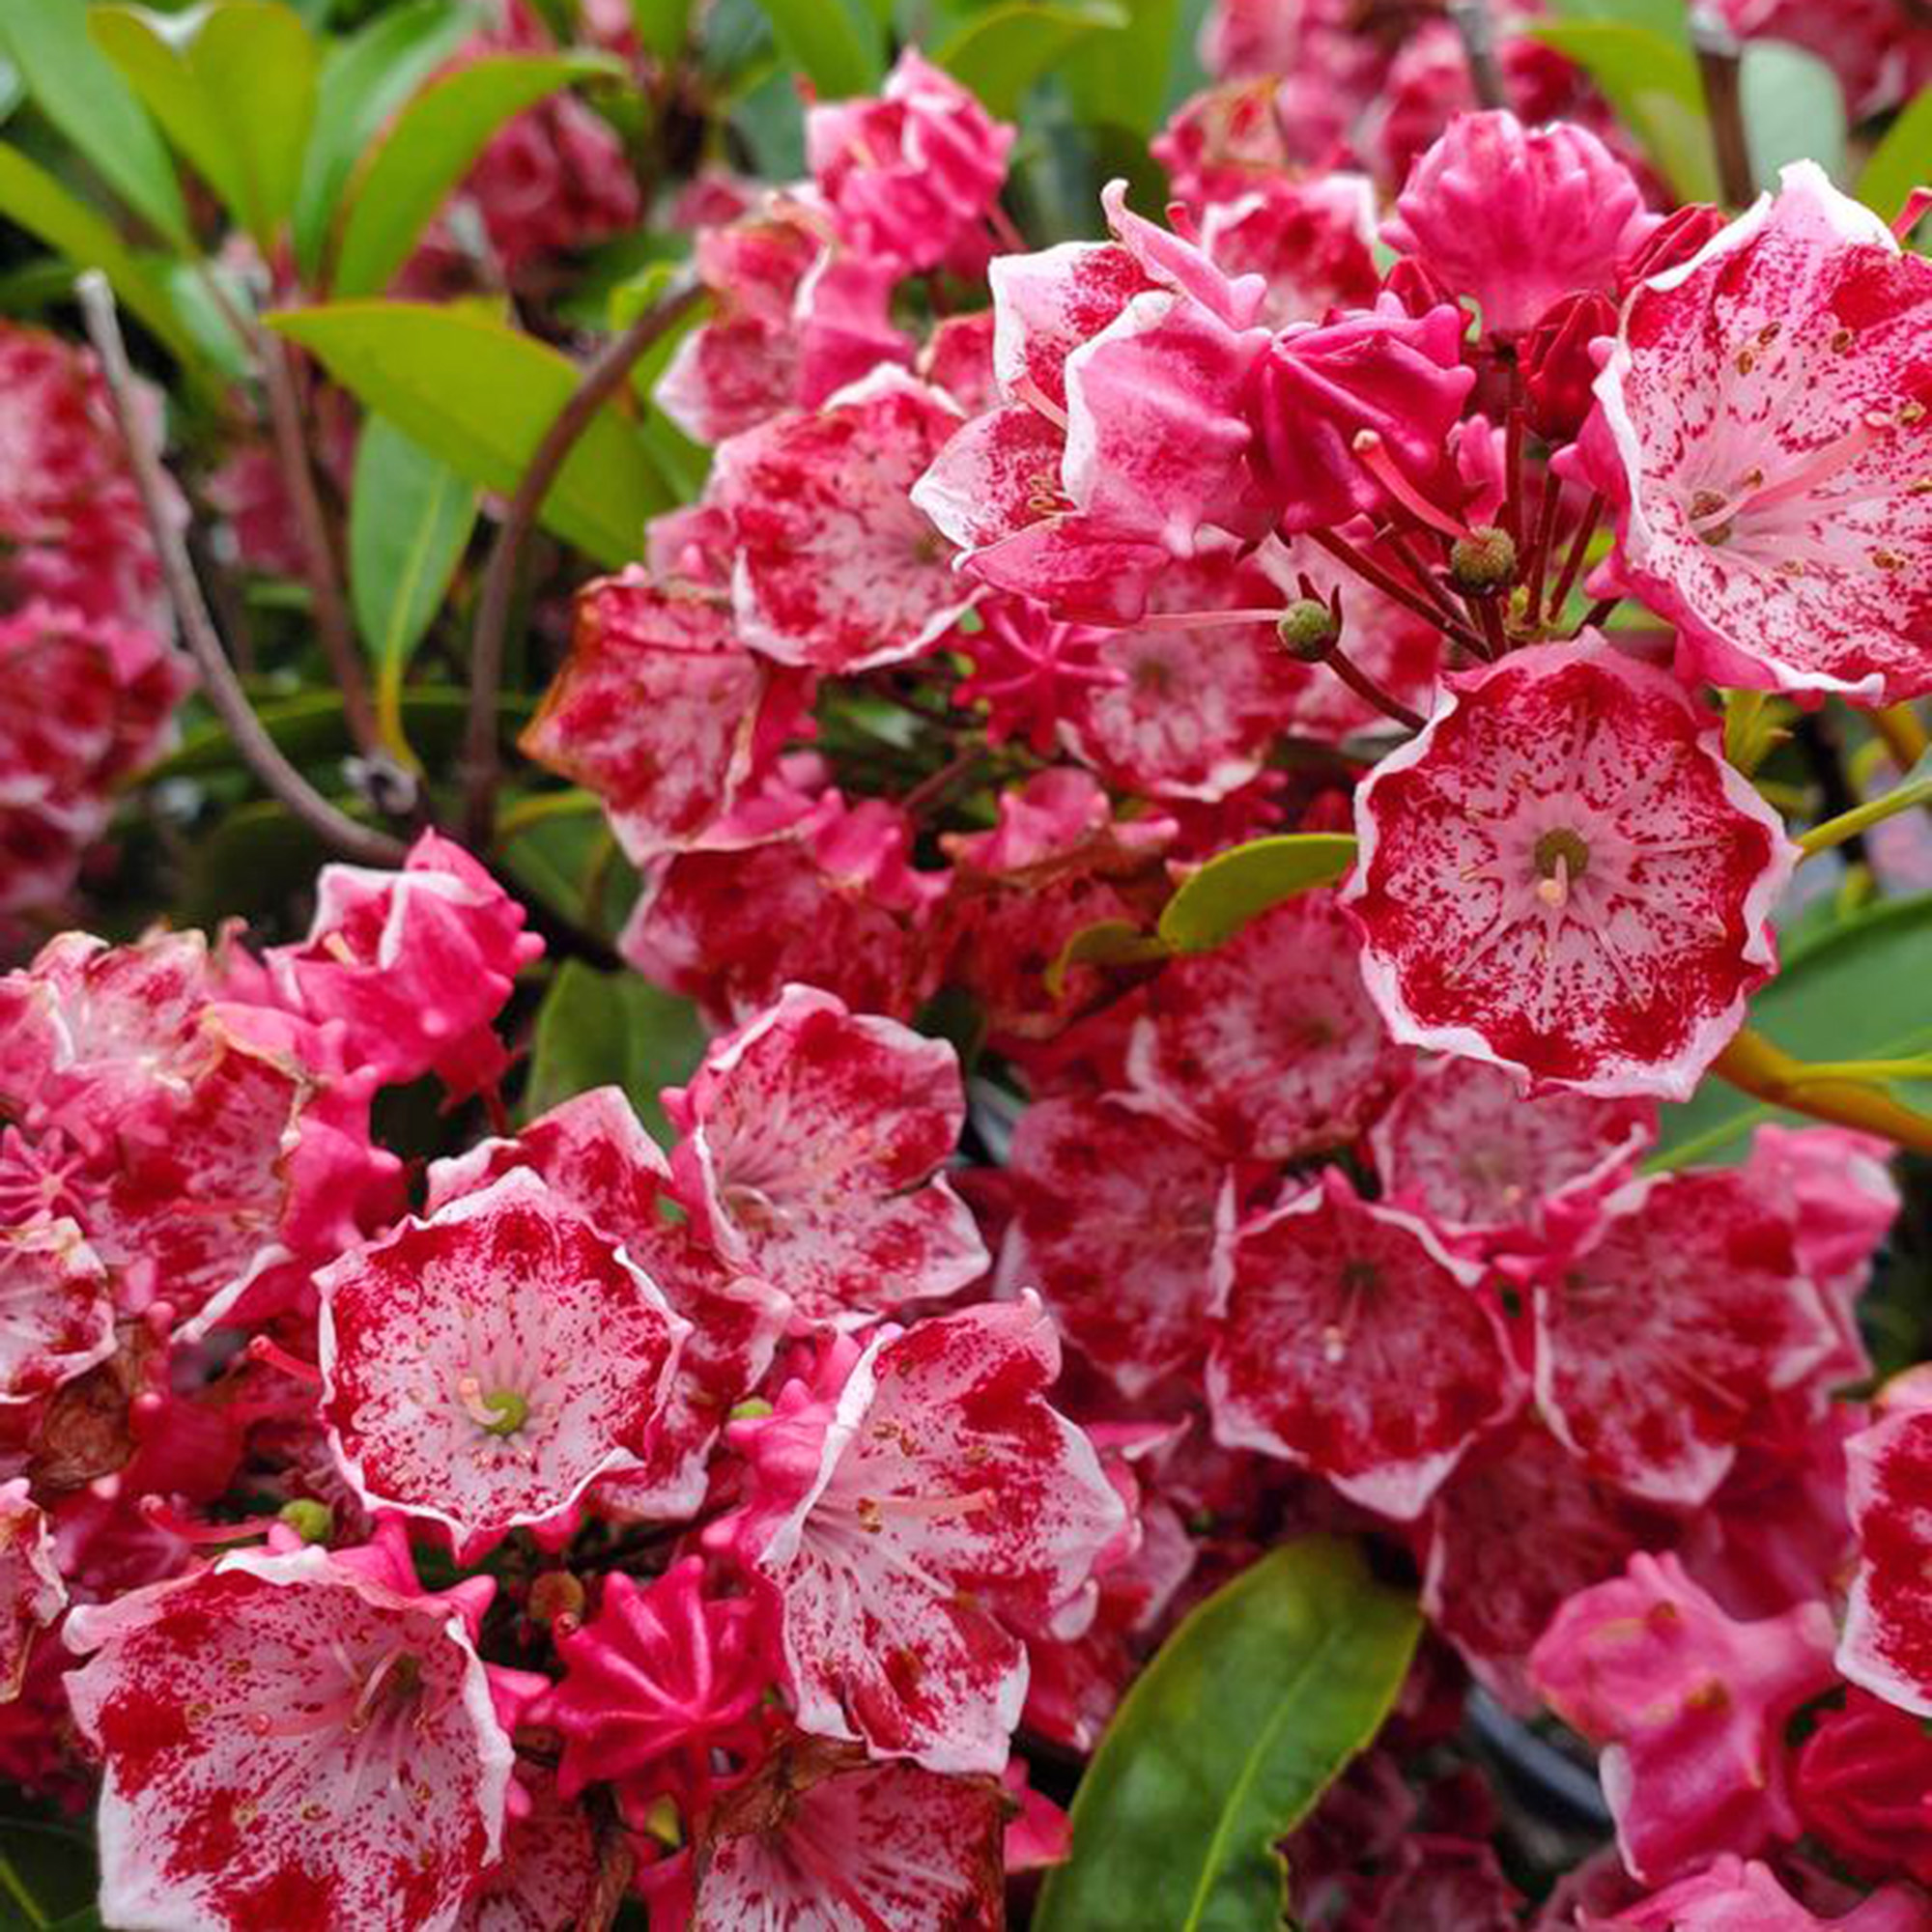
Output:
top-left (1793, 1688), bottom-right (1932, 1884)
top-left (1378, 255), bottom-right (1459, 320)
top-left (1523, 291), bottom-right (1618, 441)
top-left (1449, 525), bottom-right (1518, 592)
top-left (1278, 599), bottom-right (1340, 661)
top-left (277, 1498), bottom-right (333, 1546)
top-left (1617, 202), bottom-right (1727, 295)
top-left (528, 1569), bottom-right (586, 1630)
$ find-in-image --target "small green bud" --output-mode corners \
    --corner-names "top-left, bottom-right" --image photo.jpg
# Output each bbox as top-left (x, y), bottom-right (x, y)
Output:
top-left (729, 1397), bottom-right (775, 1424)
top-left (1449, 525), bottom-right (1518, 592)
top-left (1276, 599), bottom-right (1339, 662)
top-left (278, 1498), bottom-right (333, 1546)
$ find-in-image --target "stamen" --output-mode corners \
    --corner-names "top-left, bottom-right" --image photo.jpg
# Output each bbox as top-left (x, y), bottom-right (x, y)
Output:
top-left (1350, 429), bottom-right (1469, 540)
top-left (456, 1376), bottom-right (529, 1437)
top-left (1009, 375), bottom-right (1069, 431)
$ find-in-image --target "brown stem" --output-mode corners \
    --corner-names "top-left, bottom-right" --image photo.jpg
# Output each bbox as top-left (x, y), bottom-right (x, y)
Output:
top-left (257, 328), bottom-right (380, 753)
top-left (463, 270), bottom-right (703, 848)
top-left (1578, 594), bottom-right (1622, 635)
top-left (1379, 525), bottom-right (1469, 631)
top-left (901, 746), bottom-right (985, 815)
top-left (1321, 642), bottom-right (1428, 732)
top-left (1523, 467), bottom-right (1564, 625)
top-left (1306, 526), bottom-right (1488, 656)
top-left (1476, 593), bottom-right (1510, 658)
top-left (77, 271), bottom-right (407, 868)
top-left (1690, 8), bottom-right (1755, 207)
top-left (1501, 382), bottom-right (1525, 547)
top-left (1447, 0), bottom-right (1509, 107)
top-left (1546, 489), bottom-right (1605, 619)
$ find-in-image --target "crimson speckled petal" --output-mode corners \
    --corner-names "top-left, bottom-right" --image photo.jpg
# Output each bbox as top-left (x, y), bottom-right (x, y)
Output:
top-left (0, 1480), bottom-right (63, 1702)
top-left (1840, 1404), bottom-right (1932, 1719)
top-left (64, 1547), bottom-right (515, 1932)
top-left (1527, 1170), bottom-right (1840, 1506)
top-left (1343, 636), bottom-right (1796, 1099)
top-left (693, 1742), bottom-right (1007, 1930)
top-left (0, 1215), bottom-right (116, 1406)
top-left (730, 1297), bottom-right (1125, 1774)
top-left (1000, 1093), bottom-right (1222, 1399)
top-left (710, 368), bottom-right (974, 672)
top-left (318, 1169), bottom-right (690, 1546)
top-left (1588, 161), bottom-right (1932, 705)
top-left (988, 241), bottom-right (1154, 410)
top-left (1127, 894), bottom-right (1412, 1163)
top-left (669, 984), bottom-right (986, 1328)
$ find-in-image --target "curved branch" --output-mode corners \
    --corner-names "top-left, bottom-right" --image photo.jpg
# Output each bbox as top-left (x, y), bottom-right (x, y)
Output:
top-left (77, 270), bottom-right (407, 868)
top-left (462, 271), bottom-right (703, 848)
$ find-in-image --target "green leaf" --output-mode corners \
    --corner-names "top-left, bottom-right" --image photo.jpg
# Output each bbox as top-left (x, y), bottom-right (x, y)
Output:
top-left (1044, 918), bottom-right (1170, 999)
top-left (524, 959), bottom-right (706, 1148)
top-left (1856, 87), bottom-right (1932, 235)
top-left (1034, 1537), bottom-right (1420, 1932)
top-left (1739, 40), bottom-right (1846, 189)
top-left (0, 0), bottom-right (189, 246)
top-left (328, 51), bottom-right (619, 298)
top-left (268, 300), bottom-right (668, 565)
top-left (1060, 0), bottom-right (1180, 139)
top-left (0, 142), bottom-right (203, 370)
top-left (293, 0), bottom-right (481, 279)
top-left (348, 413), bottom-right (480, 763)
top-left (1157, 834), bottom-right (1359, 953)
top-left (934, 2), bottom-right (1127, 118)
top-left (1653, 892), bottom-right (1932, 1168)
top-left (746, 0), bottom-right (880, 98)
top-left (629, 0), bottom-right (696, 62)
top-left (1547, 0), bottom-right (1688, 37)
top-left (91, 2), bottom-right (321, 248)
top-left (1526, 21), bottom-right (1719, 204)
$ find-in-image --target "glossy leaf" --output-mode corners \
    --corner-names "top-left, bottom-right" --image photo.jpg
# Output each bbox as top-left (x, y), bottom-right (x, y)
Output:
top-left (0, 0), bottom-right (188, 247)
top-left (329, 50), bottom-right (620, 298)
top-left (1157, 834), bottom-right (1359, 953)
top-left (348, 413), bottom-right (480, 765)
top-left (1654, 892), bottom-right (1932, 1167)
top-left (0, 1819), bottom-right (99, 1929)
top-left (745, 0), bottom-right (880, 98)
top-left (1856, 86), bottom-right (1932, 235)
top-left (293, 0), bottom-right (482, 279)
top-left (1739, 39), bottom-right (1846, 189)
top-left (1034, 1538), bottom-right (1420, 1932)
top-left (91, 2), bottom-right (320, 248)
top-left (1527, 21), bottom-right (1719, 204)
top-left (0, 143), bottom-right (202, 371)
top-left (1548, 0), bottom-right (1688, 35)
top-left (268, 300), bottom-right (668, 565)
top-left (524, 958), bottom-right (706, 1148)
top-left (935, 1), bottom-right (1128, 118)
top-left (1044, 918), bottom-right (1170, 997)
top-left (629, 0), bottom-right (696, 62)
top-left (1060, 0), bottom-right (1179, 138)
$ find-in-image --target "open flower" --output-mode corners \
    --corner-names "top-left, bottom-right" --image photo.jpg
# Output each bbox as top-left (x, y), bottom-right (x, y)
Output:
top-left (317, 1169), bottom-right (690, 1547)
top-left (0, 1482), bottom-right (63, 1702)
top-left (1344, 637), bottom-right (1796, 1099)
top-left (724, 1297), bottom-right (1125, 1774)
top-left (64, 1543), bottom-right (518, 1932)
top-left (1587, 161), bottom-right (1932, 705)
top-left (1208, 1167), bottom-right (1521, 1519)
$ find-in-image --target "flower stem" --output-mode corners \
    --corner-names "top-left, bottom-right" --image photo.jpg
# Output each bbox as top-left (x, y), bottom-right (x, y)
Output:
top-left (1797, 774), bottom-right (1932, 859)
top-left (1305, 526), bottom-right (1487, 655)
top-left (1713, 1028), bottom-right (1932, 1154)
top-left (1321, 643), bottom-right (1429, 732)
top-left (1545, 490), bottom-right (1604, 620)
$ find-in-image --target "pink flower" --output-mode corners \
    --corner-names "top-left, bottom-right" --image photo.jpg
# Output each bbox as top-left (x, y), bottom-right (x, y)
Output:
top-left (425, 1085), bottom-right (789, 1522)
top-left (1198, 173), bottom-right (1382, 327)
top-left (0, 1480), bottom-right (64, 1702)
top-left (1208, 1166), bottom-right (1521, 1519)
top-left (708, 368), bottom-right (974, 672)
top-left (1586, 162), bottom-right (1932, 705)
top-left (723, 1297), bottom-right (1125, 1773)
top-left (542, 1557), bottom-right (772, 1812)
top-left (519, 570), bottom-right (810, 862)
top-left (1839, 1403), bottom-right (1932, 1719)
top-left (0, 1216), bottom-right (115, 1409)
top-left (1371, 1056), bottom-right (1656, 1257)
top-left (317, 1169), bottom-right (690, 1547)
top-left (952, 595), bottom-right (1121, 756)
top-left (691, 1738), bottom-right (1008, 1927)
top-left (1794, 1687), bottom-right (1932, 1887)
top-left (664, 984), bottom-right (986, 1327)
top-left (0, 604), bottom-right (190, 915)
top-left (1382, 111), bottom-right (1657, 338)
top-left (1585, 1856), bottom-right (1932, 1930)
top-left (1344, 637), bottom-right (1797, 1099)
top-left (1523, 1169), bottom-right (1840, 1506)
top-left (64, 1543), bottom-right (519, 1932)
top-left (1531, 1552), bottom-right (1837, 1882)
top-left (806, 50), bottom-right (1015, 276)
top-left (263, 830), bottom-right (544, 1100)
top-left (1127, 895), bottom-right (1412, 1163)
top-left (999, 1092), bottom-right (1223, 1399)
top-left (453, 1770), bottom-right (595, 1932)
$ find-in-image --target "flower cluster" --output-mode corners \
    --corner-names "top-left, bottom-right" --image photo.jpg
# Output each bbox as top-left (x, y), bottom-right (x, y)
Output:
top-left (7, 2), bottom-right (1932, 1924)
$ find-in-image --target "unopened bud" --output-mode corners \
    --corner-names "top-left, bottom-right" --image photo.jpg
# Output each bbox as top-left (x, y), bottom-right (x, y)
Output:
top-left (1449, 525), bottom-right (1517, 593)
top-left (528, 1570), bottom-right (586, 1628)
top-left (278, 1499), bottom-right (333, 1546)
top-left (1277, 599), bottom-right (1340, 662)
